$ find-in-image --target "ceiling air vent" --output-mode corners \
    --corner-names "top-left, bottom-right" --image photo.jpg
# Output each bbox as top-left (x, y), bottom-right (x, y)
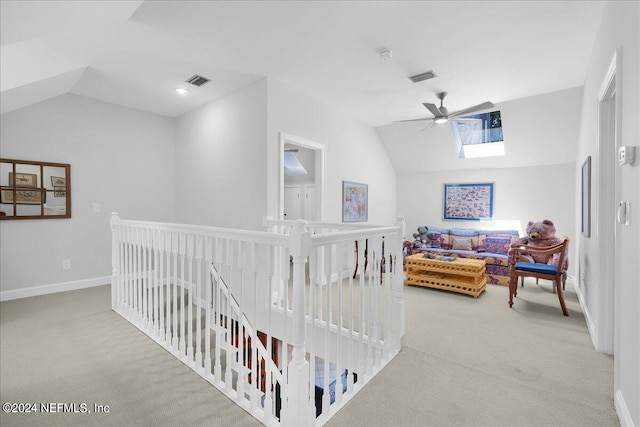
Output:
top-left (185, 74), bottom-right (211, 87)
top-left (408, 70), bottom-right (437, 83)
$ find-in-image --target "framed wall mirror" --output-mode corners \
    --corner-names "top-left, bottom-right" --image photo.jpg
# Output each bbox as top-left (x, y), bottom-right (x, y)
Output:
top-left (0, 158), bottom-right (71, 220)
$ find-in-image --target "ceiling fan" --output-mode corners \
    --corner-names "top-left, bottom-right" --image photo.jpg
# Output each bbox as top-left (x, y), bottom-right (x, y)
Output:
top-left (396, 92), bottom-right (494, 130)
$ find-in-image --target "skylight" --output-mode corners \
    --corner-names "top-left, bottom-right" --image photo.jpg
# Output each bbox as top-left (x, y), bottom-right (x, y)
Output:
top-left (451, 111), bottom-right (504, 158)
top-left (283, 152), bottom-right (308, 176)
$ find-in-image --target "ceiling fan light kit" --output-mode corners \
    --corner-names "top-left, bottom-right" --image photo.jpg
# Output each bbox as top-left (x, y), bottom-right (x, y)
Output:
top-left (395, 91), bottom-right (494, 130)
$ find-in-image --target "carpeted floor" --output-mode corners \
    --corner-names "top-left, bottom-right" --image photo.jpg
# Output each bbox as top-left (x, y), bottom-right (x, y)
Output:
top-left (0, 278), bottom-right (618, 426)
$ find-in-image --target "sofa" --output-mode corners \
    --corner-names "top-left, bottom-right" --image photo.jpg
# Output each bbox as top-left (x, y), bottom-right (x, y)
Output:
top-left (405, 227), bottom-right (521, 286)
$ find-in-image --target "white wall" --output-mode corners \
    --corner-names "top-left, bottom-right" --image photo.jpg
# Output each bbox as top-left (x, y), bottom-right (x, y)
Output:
top-left (174, 79), bottom-right (268, 230)
top-left (397, 164), bottom-right (576, 274)
top-left (575, 2), bottom-right (639, 426)
top-left (0, 94), bottom-right (175, 295)
top-left (266, 78), bottom-right (398, 224)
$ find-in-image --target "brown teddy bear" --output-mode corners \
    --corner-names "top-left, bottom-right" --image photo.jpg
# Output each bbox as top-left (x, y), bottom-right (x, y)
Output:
top-left (510, 220), bottom-right (566, 267)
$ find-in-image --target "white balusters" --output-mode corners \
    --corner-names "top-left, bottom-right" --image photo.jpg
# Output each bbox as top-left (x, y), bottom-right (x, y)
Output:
top-left (171, 232), bottom-right (179, 351)
top-left (204, 237), bottom-right (213, 377)
top-left (110, 213), bottom-right (405, 427)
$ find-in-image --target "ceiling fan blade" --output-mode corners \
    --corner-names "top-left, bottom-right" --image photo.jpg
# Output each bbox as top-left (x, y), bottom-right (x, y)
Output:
top-left (422, 103), bottom-right (444, 118)
top-left (450, 117), bottom-right (482, 123)
top-left (393, 117), bottom-right (430, 123)
top-left (420, 121), bottom-right (438, 132)
top-left (449, 101), bottom-right (494, 119)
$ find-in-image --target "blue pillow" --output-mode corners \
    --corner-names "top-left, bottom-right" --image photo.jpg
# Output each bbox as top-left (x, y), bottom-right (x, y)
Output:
top-left (484, 237), bottom-right (511, 254)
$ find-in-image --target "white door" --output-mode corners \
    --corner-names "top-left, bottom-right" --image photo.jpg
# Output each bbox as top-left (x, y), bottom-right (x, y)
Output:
top-left (304, 185), bottom-right (317, 221)
top-left (284, 185), bottom-right (301, 220)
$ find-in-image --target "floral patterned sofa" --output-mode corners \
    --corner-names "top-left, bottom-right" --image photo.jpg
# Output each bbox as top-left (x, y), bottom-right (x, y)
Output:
top-left (405, 227), bottom-right (521, 286)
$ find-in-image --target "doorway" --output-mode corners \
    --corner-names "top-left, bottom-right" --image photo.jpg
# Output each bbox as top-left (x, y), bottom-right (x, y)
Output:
top-left (279, 133), bottom-right (324, 221)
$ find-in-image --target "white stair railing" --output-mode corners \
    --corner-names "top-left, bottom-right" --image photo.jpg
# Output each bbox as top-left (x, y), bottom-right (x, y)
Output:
top-left (110, 213), bottom-right (405, 427)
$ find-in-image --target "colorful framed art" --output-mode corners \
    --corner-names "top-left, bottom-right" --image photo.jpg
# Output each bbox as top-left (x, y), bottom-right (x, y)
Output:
top-left (443, 182), bottom-right (494, 221)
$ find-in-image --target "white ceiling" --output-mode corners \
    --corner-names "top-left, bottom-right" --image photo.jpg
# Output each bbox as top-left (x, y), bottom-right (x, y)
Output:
top-left (1, 1), bottom-right (605, 127)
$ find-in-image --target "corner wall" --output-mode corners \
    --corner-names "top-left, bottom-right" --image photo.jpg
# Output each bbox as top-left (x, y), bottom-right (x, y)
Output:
top-left (575, 2), bottom-right (639, 425)
top-left (0, 94), bottom-right (176, 297)
top-left (174, 79), bottom-right (269, 230)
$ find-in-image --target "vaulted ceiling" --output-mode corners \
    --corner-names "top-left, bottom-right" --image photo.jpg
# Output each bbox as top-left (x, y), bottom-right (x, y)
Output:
top-left (1, 1), bottom-right (605, 127)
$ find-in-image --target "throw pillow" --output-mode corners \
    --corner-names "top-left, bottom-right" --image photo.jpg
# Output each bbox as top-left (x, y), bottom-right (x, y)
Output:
top-left (484, 237), bottom-right (512, 254)
top-left (430, 231), bottom-right (442, 248)
top-left (452, 237), bottom-right (473, 251)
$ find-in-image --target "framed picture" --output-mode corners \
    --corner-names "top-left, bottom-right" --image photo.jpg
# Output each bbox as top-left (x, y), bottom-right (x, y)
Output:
top-left (581, 156), bottom-right (591, 237)
top-left (9, 172), bottom-right (38, 187)
top-left (342, 181), bottom-right (368, 222)
top-left (54, 187), bottom-right (66, 197)
top-left (443, 182), bottom-right (494, 221)
top-left (0, 187), bottom-right (45, 205)
top-left (51, 176), bottom-right (66, 187)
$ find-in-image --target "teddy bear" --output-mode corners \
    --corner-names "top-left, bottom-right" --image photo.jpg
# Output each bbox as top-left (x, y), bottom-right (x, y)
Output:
top-left (412, 225), bottom-right (434, 249)
top-left (510, 219), bottom-right (566, 267)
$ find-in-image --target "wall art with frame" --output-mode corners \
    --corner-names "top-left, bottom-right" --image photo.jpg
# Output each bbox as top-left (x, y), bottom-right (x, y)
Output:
top-left (342, 181), bottom-right (368, 222)
top-left (443, 182), bottom-right (494, 221)
top-left (581, 156), bottom-right (591, 237)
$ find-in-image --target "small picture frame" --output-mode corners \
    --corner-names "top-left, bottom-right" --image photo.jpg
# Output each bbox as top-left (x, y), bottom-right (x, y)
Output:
top-left (581, 156), bottom-right (591, 237)
top-left (0, 187), bottom-right (44, 205)
top-left (342, 181), bottom-right (368, 222)
top-left (9, 172), bottom-right (38, 188)
top-left (51, 176), bottom-right (66, 187)
top-left (54, 187), bottom-right (66, 197)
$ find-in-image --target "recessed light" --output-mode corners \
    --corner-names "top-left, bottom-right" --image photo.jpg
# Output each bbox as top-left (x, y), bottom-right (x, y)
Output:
top-left (175, 88), bottom-right (189, 95)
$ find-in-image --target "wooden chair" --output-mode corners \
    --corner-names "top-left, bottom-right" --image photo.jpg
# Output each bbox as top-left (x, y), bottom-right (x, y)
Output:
top-left (508, 237), bottom-right (570, 316)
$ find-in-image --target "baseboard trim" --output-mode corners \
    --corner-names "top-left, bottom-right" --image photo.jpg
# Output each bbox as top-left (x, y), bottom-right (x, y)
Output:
top-left (615, 388), bottom-right (634, 427)
top-left (573, 279), bottom-right (599, 349)
top-left (0, 276), bottom-right (110, 302)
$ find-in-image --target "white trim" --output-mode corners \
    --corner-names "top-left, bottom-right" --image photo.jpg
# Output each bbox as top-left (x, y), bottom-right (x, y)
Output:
top-left (592, 48), bottom-right (622, 355)
top-left (614, 388), bottom-right (633, 427)
top-left (573, 278), bottom-right (599, 348)
top-left (0, 276), bottom-right (110, 302)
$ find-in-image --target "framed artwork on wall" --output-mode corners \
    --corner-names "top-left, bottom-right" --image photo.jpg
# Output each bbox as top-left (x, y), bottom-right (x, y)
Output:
top-left (581, 156), bottom-right (591, 237)
top-left (1, 158), bottom-right (71, 219)
top-left (51, 176), bottom-right (66, 187)
top-left (9, 172), bottom-right (38, 187)
top-left (0, 187), bottom-right (45, 204)
top-left (342, 181), bottom-right (368, 222)
top-left (443, 182), bottom-right (494, 221)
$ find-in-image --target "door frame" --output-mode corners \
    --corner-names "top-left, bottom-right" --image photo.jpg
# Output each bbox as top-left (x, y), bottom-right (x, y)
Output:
top-left (594, 49), bottom-right (622, 355)
top-left (279, 132), bottom-right (325, 221)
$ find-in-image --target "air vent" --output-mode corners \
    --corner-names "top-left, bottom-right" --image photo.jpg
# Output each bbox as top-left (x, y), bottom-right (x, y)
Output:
top-left (408, 70), bottom-right (437, 83)
top-left (185, 74), bottom-right (211, 87)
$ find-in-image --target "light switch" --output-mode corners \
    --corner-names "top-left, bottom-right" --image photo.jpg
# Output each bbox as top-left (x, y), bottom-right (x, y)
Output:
top-left (92, 203), bottom-right (101, 213)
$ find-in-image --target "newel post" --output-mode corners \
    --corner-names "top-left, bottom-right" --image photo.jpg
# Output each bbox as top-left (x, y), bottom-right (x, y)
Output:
top-left (110, 212), bottom-right (120, 312)
top-left (281, 219), bottom-right (314, 426)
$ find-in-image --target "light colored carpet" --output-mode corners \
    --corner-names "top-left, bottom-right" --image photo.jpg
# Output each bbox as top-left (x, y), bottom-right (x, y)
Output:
top-left (0, 279), bottom-right (617, 427)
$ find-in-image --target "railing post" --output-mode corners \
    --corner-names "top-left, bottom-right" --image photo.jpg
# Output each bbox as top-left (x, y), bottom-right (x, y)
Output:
top-left (110, 212), bottom-right (120, 312)
top-left (392, 217), bottom-right (406, 350)
top-left (281, 219), bottom-right (314, 426)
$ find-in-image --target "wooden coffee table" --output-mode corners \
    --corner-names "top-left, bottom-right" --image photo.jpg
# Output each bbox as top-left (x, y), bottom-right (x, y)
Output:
top-left (405, 254), bottom-right (486, 298)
